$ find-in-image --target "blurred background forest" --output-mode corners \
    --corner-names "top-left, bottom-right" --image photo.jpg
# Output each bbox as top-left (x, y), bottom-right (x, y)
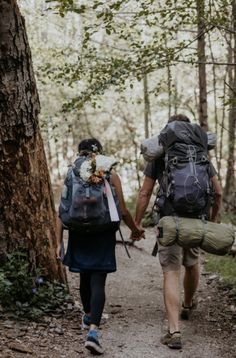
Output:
top-left (18, 0), bottom-right (235, 220)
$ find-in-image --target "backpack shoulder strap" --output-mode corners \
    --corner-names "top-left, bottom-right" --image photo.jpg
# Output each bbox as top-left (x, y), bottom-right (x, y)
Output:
top-left (105, 171), bottom-right (111, 183)
top-left (64, 165), bottom-right (73, 184)
top-left (71, 156), bottom-right (87, 176)
top-left (104, 179), bottom-right (120, 222)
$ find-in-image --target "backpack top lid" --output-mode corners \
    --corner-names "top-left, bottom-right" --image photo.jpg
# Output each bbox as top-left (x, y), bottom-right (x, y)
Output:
top-left (159, 121), bottom-right (208, 152)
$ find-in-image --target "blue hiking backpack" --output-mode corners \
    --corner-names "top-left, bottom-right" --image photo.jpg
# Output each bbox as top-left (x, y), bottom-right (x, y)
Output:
top-left (155, 121), bottom-right (213, 218)
top-left (59, 156), bottom-right (121, 233)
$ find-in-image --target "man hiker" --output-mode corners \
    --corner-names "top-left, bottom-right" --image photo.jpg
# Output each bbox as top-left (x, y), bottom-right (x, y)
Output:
top-left (133, 114), bottom-right (222, 349)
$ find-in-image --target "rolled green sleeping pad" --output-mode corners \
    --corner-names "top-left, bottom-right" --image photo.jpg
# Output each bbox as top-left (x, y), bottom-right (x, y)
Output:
top-left (158, 216), bottom-right (235, 255)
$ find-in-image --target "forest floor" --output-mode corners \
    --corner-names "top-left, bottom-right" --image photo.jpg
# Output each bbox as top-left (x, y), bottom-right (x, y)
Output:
top-left (0, 226), bottom-right (236, 358)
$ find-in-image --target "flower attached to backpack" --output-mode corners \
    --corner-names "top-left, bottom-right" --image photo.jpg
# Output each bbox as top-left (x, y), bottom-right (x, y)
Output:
top-left (80, 154), bottom-right (117, 184)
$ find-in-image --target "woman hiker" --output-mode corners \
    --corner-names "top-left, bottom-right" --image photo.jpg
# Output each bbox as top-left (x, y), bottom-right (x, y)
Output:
top-left (56, 138), bottom-right (144, 355)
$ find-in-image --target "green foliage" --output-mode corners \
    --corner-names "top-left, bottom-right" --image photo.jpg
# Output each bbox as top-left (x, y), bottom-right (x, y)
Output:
top-left (0, 251), bottom-right (70, 320)
top-left (42, 0), bottom-right (233, 111)
top-left (221, 212), bottom-right (236, 226)
top-left (141, 210), bottom-right (159, 228)
top-left (45, 0), bottom-right (86, 17)
top-left (205, 254), bottom-right (236, 292)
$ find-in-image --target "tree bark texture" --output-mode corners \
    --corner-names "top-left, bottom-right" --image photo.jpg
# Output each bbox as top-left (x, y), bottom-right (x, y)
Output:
top-left (197, 0), bottom-right (208, 130)
top-left (0, 0), bottom-right (66, 282)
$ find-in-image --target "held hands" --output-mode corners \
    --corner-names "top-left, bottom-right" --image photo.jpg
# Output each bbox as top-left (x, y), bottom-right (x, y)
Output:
top-left (131, 224), bottom-right (145, 241)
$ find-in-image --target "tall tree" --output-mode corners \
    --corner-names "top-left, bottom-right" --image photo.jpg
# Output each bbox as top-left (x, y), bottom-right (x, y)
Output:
top-left (197, 0), bottom-right (208, 130)
top-left (0, 0), bottom-right (65, 282)
top-left (143, 73), bottom-right (150, 139)
top-left (224, 0), bottom-right (236, 209)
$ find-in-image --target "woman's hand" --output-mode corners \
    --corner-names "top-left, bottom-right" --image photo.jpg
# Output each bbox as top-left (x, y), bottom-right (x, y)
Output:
top-left (56, 217), bottom-right (64, 260)
top-left (56, 243), bottom-right (62, 260)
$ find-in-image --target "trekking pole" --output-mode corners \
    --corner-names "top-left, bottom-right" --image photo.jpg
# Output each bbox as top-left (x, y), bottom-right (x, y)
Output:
top-left (151, 206), bottom-right (160, 257)
top-left (118, 227), bottom-right (131, 259)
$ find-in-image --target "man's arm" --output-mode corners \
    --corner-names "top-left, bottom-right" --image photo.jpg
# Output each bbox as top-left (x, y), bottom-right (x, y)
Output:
top-left (210, 175), bottom-right (222, 222)
top-left (135, 176), bottom-right (156, 226)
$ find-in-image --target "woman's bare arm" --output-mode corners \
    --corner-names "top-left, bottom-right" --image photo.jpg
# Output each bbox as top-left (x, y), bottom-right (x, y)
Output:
top-left (111, 172), bottom-right (144, 237)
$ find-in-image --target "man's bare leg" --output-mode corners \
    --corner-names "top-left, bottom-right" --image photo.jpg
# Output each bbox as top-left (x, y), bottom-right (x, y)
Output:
top-left (183, 263), bottom-right (199, 307)
top-left (163, 270), bottom-right (180, 333)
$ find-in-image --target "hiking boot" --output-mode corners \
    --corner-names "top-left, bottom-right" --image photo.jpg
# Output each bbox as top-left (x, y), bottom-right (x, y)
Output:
top-left (82, 313), bottom-right (91, 329)
top-left (180, 299), bottom-right (198, 320)
top-left (85, 330), bottom-right (104, 355)
top-left (161, 331), bottom-right (182, 349)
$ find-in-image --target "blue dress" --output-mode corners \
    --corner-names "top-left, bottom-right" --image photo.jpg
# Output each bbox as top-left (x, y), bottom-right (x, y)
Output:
top-left (63, 229), bottom-right (117, 273)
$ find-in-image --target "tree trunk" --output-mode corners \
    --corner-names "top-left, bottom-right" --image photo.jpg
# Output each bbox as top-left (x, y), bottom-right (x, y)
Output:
top-left (197, 0), bottom-right (208, 130)
top-left (224, 1), bottom-right (236, 209)
top-left (167, 64), bottom-right (172, 119)
top-left (0, 0), bottom-right (66, 282)
top-left (143, 73), bottom-right (150, 138)
top-left (44, 121), bottom-right (53, 174)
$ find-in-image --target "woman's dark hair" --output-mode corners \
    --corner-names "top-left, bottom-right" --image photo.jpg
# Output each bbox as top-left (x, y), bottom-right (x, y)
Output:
top-left (78, 138), bottom-right (103, 155)
top-left (168, 114), bottom-right (191, 123)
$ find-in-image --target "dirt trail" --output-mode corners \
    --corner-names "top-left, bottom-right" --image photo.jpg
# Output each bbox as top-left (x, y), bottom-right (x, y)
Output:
top-left (0, 226), bottom-right (236, 358)
top-left (92, 226), bottom-right (235, 358)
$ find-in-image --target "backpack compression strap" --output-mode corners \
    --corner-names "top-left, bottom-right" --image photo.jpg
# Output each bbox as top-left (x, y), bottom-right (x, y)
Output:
top-left (104, 179), bottom-right (120, 222)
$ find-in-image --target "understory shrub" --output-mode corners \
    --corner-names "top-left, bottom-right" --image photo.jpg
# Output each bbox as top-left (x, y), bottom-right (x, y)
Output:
top-left (0, 250), bottom-right (70, 320)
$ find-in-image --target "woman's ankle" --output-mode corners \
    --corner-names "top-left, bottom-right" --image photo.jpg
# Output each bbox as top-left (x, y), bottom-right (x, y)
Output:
top-left (90, 324), bottom-right (98, 331)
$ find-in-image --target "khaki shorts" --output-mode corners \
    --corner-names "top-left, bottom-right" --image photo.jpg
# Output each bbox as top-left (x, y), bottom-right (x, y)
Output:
top-left (158, 242), bottom-right (199, 272)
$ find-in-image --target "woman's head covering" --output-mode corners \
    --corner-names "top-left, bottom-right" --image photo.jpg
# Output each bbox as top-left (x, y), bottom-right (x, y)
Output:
top-left (78, 138), bottom-right (103, 155)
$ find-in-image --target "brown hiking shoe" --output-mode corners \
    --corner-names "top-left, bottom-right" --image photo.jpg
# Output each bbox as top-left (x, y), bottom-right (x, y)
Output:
top-left (180, 299), bottom-right (198, 320)
top-left (161, 331), bottom-right (182, 349)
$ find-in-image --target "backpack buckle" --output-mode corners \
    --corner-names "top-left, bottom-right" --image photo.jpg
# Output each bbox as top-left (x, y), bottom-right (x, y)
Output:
top-left (172, 157), bottom-right (178, 165)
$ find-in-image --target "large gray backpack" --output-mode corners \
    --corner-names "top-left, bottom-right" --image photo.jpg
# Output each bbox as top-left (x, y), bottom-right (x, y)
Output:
top-left (59, 156), bottom-right (121, 233)
top-left (156, 121), bottom-right (213, 218)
